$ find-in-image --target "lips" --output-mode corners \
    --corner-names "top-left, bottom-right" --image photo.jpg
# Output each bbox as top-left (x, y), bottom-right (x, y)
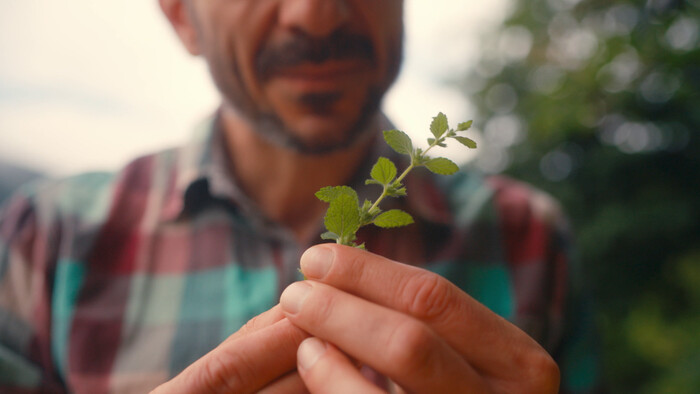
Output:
top-left (271, 60), bottom-right (371, 91)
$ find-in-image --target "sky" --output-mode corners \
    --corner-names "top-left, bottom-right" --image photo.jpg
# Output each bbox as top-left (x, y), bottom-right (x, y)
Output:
top-left (0, 0), bottom-right (511, 176)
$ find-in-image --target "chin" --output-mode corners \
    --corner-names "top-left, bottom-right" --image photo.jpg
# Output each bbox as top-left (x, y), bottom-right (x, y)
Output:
top-left (289, 118), bottom-right (356, 147)
top-left (286, 112), bottom-right (378, 154)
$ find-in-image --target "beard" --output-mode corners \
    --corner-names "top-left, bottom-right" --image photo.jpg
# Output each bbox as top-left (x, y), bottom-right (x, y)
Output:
top-left (207, 29), bottom-right (403, 155)
top-left (248, 88), bottom-right (384, 155)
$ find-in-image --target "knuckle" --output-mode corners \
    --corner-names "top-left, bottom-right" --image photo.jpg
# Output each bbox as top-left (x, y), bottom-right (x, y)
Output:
top-left (402, 271), bottom-right (453, 320)
top-left (193, 348), bottom-right (254, 393)
top-left (239, 314), bottom-right (261, 336)
top-left (188, 355), bottom-right (228, 392)
top-left (386, 320), bottom-right (436, 372)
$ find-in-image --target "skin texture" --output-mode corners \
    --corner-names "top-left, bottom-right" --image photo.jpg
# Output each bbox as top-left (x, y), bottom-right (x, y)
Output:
top-left (151, 305), bottom-right (310, 393)
top-left (286, 245), bottom-right (560, 393)
top-left (153, 0), bottom-right (561, 392)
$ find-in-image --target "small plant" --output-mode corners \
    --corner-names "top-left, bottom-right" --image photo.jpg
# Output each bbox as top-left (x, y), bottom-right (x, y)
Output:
top-left (316, 112), bottom-right (476, 248)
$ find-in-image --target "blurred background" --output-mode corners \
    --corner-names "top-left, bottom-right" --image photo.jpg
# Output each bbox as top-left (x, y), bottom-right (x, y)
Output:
top-left (0, 0), bottom-right (506, 181)
top-left (466, 0), bottom-right (700, 392)
top-left (1, 0), bottom-right (699, 392)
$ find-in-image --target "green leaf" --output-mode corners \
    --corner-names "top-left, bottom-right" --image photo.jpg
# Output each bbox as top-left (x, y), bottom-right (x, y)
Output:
top-left (374, 209), bottom-right (414, 228)
top-left (359, 200), bottom-right (379, 226)
top-left (430, 112), bottom-right (449, 139)
top-left (452, 136), bottom-right (477, 149)
top-left (386, 183), bottom-right (407, 197)
top-left (383, 129), bottom-right (413, 155)
top-left (427, 138), bottom-right (436, 145)
top-left (320, 232), bottom-right (339, 241)
top-left (315, 186), bottom-right (358, 203)
top-left (425, 157), bottom-right (459, 175)
top-left (324, 193), bottom-right (360, 243)
top-left (457, 120), bottom-right (473, 131)
top-left (370, 157), bottom-right (397, 185)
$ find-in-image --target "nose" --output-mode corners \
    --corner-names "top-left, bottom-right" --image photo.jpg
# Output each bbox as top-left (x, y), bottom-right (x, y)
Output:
top-left (279, 0), bottom-right (350, 37)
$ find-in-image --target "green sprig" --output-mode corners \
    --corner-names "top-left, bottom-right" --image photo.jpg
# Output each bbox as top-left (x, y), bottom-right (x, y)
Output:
top-left (316, 112), bottom-right (477, 248)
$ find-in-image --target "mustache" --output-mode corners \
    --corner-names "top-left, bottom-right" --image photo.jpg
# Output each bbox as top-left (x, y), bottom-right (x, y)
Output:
top-left (256, 30), bottom-right (375, 79)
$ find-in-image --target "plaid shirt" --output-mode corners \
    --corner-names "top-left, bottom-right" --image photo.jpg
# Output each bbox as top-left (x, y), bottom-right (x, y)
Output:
top-left (0, 115), bottom-right (599, 393)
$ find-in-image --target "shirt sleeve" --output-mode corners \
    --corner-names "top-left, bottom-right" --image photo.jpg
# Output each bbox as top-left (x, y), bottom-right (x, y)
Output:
top-left (535, 192), bottom-right (603, 394)
top-left (533, 202), bottom-right (603, 393)
top-left (489, 175), bottom-right (603, 393)
top-left (0, 190), bottom-right (66, 392)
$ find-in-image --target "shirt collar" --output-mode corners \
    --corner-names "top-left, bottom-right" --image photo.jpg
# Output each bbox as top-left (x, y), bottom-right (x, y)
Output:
top-left (160, 113), bottom-right (221, 221)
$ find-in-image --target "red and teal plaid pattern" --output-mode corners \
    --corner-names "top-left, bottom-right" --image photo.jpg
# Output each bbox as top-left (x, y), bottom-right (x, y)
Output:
top-left (0, 116), bottom-right (600, 393)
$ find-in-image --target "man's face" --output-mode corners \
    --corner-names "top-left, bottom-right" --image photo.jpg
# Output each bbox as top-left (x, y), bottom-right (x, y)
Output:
top-left (185, 0), bottom-right (404, 153)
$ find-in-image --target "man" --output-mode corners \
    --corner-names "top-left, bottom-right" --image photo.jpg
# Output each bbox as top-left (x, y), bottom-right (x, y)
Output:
top-left (0, 0), bottom-right (598, 392)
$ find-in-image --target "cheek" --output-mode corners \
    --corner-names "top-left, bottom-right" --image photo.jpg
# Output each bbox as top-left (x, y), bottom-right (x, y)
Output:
top-left (235, 3), bottom-right (281, 105)
top-left (352, 1), bottom-right (404, 87)
top-left (207, 1), bottom-right (280, 111)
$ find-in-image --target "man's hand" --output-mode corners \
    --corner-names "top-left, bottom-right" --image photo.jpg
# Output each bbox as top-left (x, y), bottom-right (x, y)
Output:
top-left (150, 305), bottom-right (309, 394)
top-left (281, 245), bottom-right (560, 393)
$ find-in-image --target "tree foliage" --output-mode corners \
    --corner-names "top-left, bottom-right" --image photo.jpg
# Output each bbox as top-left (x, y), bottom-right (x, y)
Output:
top-left (467, 0), bottom-right (700, 391)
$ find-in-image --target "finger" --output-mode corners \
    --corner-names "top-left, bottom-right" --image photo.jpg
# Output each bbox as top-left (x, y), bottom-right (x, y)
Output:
top-left (224, 304), bottom-right (286, 344)
top-left (280, 281), bottom-right (486, 393)
top-left (154, 318), bottom-right (309, 394)
top-left (258, 371), bottom-right (308, 394)
top-left (297, 337), bottom-right (384, 394)
top-left (300, 244), bottom-right (558, 389)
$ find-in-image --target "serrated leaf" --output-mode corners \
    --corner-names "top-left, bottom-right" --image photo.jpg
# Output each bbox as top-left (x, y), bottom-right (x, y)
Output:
top-left (324, 193), bottom-right (360, 243)
top-left (370, 157), bottom-right (397, 185)
top-left (383, 129), bottom-right (413, 155)
top-left (411, 156), bottom-right (424, 166)
top-left (386, 186), bottom-right (407, 197)
top-left (320, 232), bottom-right (339, 241)
top-left (315, 186), bottom-right (358, 203)
top-left (430, 112), bottom-right (449, 139)
top-left (374, 209), bottom-right (414, 228)
top-left (359, 199), bottom-right (378, 226)
top-left (386, 180), bottom-right (407, 198)
top-left (425, 157), bottom-right (459, 175)
top-left (457, 120), bottom-right (473, 131)
top-left (452, 136), bottom-right (477, 149)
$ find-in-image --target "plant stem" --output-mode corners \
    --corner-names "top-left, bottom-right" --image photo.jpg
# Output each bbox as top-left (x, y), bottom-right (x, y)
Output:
top-left (368, 162), bottom-right (414, 215)
top-left (366, 139), bottom-right (441, 216)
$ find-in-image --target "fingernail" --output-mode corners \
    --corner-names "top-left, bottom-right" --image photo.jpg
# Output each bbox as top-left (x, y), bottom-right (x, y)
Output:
top-left (280, 281), bottom-right (311, 315)
top-left (298, 337), bottom-right (327, 371)
top-left (301, 247), bottom-right (334, 279)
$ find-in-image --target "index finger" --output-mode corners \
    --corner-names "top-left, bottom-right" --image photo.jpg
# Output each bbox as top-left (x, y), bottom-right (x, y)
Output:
top-left (223, 304), bottom-right (286, 344)
top-left (299, 244), bottom-right (556, 386)
top-left (153, 318), bottom-right (308, 394)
